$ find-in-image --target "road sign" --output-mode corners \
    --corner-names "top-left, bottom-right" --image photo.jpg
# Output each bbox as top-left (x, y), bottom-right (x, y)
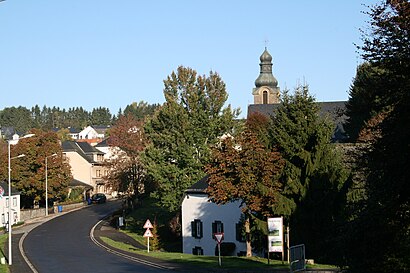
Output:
top-left (0, 186), bottom-right (4, 199)
top-left (143, 219), bottom-right (153, 229)
top-left (214, 232), bottom-right (224, 244)
top-left (143, 228), bottom-right (153, 238)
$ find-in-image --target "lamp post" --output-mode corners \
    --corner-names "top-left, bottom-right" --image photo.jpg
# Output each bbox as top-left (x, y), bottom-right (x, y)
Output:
top-left (8, 133), bottom-right (34, 265)
top-left (45, 153), bottom-right (57, 216)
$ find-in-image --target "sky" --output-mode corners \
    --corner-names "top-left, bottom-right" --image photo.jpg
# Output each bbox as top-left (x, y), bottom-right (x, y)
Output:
top-left (0, 0), bottom-right (377, 118)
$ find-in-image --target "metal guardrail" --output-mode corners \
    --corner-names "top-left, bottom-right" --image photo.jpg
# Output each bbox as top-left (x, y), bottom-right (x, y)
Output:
top-left (290, 244), bottom-right (306, 273)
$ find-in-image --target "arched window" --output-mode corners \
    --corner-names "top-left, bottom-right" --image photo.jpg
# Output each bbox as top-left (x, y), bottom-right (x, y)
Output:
top-left (263, 90), bottom-right (268, 104)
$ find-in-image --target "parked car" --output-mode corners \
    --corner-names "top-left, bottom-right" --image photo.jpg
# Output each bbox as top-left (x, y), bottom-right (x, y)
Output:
top-left (91, 193), bottom-right (107, 204)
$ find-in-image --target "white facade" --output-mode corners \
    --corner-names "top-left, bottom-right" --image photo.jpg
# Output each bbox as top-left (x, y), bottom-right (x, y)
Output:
top-left (181, 192), bottom-right (246, 256)
top-left (0, 193), bottom-right (21, 228)
top-left (78, 126), bottom-right (100, 140)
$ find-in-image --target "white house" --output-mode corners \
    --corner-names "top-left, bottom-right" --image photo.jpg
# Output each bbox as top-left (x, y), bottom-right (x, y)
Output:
top-left (0, 182), bottom-right (21, 228)
top-left (77, 125), bottom-right (109, 143)
top-left (181, 176), bottom-right (246, 256)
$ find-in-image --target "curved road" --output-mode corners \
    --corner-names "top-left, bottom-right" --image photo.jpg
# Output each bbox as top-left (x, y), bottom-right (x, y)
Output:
top-left (23, 201), bottom-right (172, 273)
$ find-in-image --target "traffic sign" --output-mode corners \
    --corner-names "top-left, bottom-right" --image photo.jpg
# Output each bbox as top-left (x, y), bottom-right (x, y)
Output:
top-left (214, 233), bottom-right (224, 244)
top-left (143, 219), bottom-right (153, 229)
top-left (143, 228), bottom-right (153, 238)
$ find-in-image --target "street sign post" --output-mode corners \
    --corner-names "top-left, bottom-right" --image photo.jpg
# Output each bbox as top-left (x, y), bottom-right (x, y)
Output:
top-left (143, 219), bottom-right (153, 229)
top-left (143, 219), bottom-right (153, 253)
top-left (214, 232), bottom-right (224, 266)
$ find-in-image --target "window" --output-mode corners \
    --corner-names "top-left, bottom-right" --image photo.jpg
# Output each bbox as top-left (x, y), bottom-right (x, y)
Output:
top-left (236, 222), bottom-right (246, 242)
top-left (263, 90), bottom-right (268, 104)
top-left (191, 219), bottom-right (203, 239)
top-left (12, 197), bottom-right (17, 207)
top-left (96, 170), bottom-right (101, 177)
top-left (212, 220), bottom-right (224, 239)
top-left (5, 198), bottom-right (9, 208)
top-left (192, 246), bottom-right (203, 255)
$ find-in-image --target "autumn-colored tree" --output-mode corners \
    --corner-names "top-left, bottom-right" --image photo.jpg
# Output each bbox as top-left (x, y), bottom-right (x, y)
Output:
top-left (142, 66), bottom-right (239, 212)
top-left (206, 128), bottom-right (284, 256)
top-left (150, 219), bottom-right (161, 251)
top-left (0, 129), bottom-right (72, 208)
top-left (104, 114), bottom-right (148, 198)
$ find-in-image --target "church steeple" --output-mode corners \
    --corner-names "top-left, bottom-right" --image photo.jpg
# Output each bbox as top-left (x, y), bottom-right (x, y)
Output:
top-left (252, 47), bottom-right (280, 104)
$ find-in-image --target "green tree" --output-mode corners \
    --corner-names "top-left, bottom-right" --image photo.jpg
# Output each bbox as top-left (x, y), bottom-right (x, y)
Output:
top-left (268, 85), bottom-right (349, 262)
top-left (123, 101), bottom-right (160, 120)
top-left (344, 62), bottom-right (391, 141)
top-left (0, 106), bottom-right (33, 133)
top-left (90, 107), bottom-right (113, 126)
top-left (142, 66), bottom-right (239, 212)
top-left (344, 1), bottom-right (410, 272)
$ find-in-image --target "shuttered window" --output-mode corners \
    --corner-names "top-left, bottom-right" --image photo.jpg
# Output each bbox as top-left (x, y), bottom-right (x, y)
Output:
top-left (191, 219), bottom-right (203, 239)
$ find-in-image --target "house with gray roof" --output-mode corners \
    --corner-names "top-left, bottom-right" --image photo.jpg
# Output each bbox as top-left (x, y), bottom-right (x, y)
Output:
top-left (62, 140), bottom-right (109, 195)
top-left (181, 176), bottom-right (246, 256)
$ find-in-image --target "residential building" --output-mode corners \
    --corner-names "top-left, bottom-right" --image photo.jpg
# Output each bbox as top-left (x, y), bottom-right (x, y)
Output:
top-left (77, 125), bottom-right (110, 144)
top-left (62, 140), bottom-right (110, 194)
top-left (181, 176), bottom-right (246, 256)
top-left (0, 181), bottom-right (21, 229)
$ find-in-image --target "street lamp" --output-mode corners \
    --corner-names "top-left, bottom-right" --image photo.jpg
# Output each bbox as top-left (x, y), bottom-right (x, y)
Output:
top-left (45, 153), bottom-right (57, 216)
top-left (8, 133), bottom-right (34, 265)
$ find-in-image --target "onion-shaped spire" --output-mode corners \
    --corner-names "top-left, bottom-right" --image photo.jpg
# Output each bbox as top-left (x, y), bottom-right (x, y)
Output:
top-left (255, 47), bottom-right (278, 88)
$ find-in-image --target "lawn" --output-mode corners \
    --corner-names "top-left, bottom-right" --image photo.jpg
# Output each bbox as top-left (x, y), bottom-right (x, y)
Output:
top-left (0, 234), bottom-right (9, 273)
top-left (101, 236), bottom-right (288, 270)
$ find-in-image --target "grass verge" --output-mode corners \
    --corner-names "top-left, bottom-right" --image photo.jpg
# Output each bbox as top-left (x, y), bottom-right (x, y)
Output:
top-left (100, 236), bottom-right (338, 271)
top-left (0, 234), bottom-right (9, 273)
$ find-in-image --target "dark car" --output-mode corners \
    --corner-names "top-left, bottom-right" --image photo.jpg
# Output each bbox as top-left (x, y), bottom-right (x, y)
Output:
top-left (91, 193), bottom-right (107, 204)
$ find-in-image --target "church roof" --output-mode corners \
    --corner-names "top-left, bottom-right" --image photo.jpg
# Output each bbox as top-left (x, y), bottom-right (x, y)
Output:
top-left (248, 101), bottom-right (348, 142)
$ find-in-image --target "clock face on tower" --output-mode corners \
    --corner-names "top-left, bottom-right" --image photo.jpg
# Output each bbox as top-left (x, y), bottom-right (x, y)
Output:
top-left (263, 65), bottom-right (272, 72)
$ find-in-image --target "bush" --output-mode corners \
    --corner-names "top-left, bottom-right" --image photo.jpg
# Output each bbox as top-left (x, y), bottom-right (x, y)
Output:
top-left (215, 242), bottom-right (236, 256)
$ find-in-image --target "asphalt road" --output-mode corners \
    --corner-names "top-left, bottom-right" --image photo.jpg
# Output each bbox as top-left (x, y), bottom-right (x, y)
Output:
top-left (23, 201), bottom-right (173, 273)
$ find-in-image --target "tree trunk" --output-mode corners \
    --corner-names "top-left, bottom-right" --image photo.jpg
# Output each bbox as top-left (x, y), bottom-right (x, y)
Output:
top-left (245, 216), bottom-right (252, 257)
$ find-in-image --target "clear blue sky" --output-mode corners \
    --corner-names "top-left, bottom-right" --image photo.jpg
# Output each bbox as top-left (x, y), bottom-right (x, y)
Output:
top-left (0, 1), bottom-right (376, 118)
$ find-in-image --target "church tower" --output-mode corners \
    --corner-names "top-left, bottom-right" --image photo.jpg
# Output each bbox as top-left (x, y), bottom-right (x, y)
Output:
top-left (252, 48), bottom-right (280, 104)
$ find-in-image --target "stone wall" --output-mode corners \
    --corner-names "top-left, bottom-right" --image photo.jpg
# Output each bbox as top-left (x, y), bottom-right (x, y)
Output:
top-left (20, 202), bottom-right (86, 222)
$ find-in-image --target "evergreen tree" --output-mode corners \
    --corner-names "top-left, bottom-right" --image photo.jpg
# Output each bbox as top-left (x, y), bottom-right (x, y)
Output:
top-left (268, 85), bottom-right (349, 262)
top-left (142, 66), bottom-right (239, 212)
top-left (90, 107), bottom-right (112, 126)
top-left (0, 106), bottom-right (33, 133)
top-left (344, 62), bottom-right (391, 141)
top-left (344, 1), bottom-right (410, 272)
